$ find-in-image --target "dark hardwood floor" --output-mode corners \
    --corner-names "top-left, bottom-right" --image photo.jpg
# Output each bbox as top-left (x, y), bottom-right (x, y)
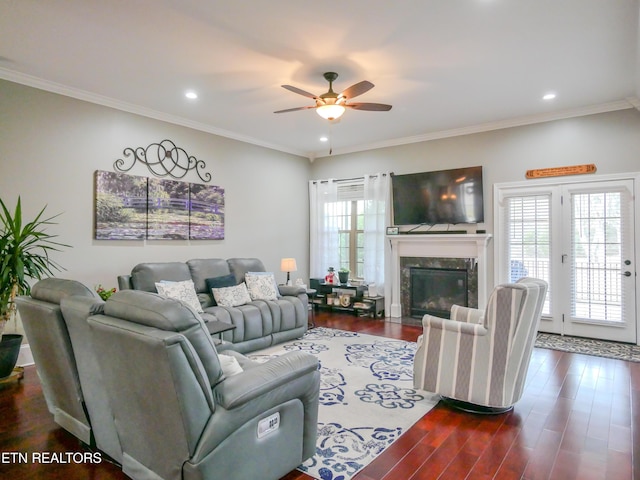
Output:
top-left (1, 311), bottom-right (637, 479)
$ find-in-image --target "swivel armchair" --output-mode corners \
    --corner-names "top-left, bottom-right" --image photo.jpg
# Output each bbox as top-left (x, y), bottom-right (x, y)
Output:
top-left (413, 277), bottom-right (548, 413)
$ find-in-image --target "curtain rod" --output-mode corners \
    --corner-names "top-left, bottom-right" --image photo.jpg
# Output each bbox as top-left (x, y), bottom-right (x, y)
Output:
top-left (311, 172), bottom-right (392, 185)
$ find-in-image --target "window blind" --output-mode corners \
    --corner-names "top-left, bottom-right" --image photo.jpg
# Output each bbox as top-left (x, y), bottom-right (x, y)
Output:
top-left (505, 194), bottom-right (551, 315)
top-left (570, 190), bottom-right (626, 323)
top-left (337, 182), bottom-right (364, 201)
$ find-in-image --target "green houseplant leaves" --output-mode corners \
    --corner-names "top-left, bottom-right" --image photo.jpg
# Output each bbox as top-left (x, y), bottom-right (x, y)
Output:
top-left (0, 197), bottom-right (69, 337)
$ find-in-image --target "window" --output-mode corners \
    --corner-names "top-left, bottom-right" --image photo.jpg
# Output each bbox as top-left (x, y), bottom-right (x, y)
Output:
top-left (310, 173), bottom-right (390, 291)
top-left (336, 200), bottom-right (364, 278)
top-left (326, 182), bottom-right (365, 278)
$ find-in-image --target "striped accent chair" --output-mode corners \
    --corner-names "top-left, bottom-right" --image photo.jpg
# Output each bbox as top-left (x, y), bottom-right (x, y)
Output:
top-left (413, 277), bottom-right (548, 413)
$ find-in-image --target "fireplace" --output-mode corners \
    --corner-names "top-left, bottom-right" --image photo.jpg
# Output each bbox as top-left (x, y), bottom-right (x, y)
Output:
top-left (410, 267), bottom-right (468, 318)
top-left (386, 233), bottom-right (492, 322)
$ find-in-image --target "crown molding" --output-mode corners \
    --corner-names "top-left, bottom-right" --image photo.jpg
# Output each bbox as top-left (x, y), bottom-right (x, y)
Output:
top-left (316, 98), bottom-right (638, 159)
top-left (2, 67), bottom-right (636, 163)
top-left (0, 67), bottom-right (308, 159)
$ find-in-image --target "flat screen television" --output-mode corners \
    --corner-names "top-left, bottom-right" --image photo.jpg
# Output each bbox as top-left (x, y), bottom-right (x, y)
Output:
top-left (391, 166), bottom-right (484, 225)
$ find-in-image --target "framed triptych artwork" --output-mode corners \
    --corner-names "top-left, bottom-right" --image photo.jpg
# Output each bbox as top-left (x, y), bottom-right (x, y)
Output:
top-left (94, 170), bottom-right (225, 240)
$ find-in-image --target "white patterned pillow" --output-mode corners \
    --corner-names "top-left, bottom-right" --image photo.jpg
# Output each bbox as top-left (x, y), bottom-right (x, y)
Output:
top-left (218, 354), bottom-right (243, 376)
top-left (212, 282), bottom-right (252, 307)
top-left (155, 280), bottom-right (204, 313)
top-left (245, 272), bottom-right (279, 301)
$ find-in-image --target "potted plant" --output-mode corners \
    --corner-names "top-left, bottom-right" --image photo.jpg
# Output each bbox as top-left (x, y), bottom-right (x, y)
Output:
top-left (0, 197), bottom-right (69, 379)
top-left (338, 268), bottom-right (350, 285)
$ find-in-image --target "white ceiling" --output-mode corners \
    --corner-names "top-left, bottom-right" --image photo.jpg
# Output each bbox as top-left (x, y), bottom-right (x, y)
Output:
top-left (1, 0), bottom-right (639, 160)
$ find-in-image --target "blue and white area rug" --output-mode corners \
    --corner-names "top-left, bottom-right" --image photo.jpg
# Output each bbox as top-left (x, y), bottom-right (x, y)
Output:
top-left (250, 327), bottom-right (438, 480)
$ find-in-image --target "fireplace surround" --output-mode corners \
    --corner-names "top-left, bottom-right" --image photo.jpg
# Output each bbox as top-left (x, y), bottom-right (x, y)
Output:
top-left (387, 233), bottom-right (492, 322)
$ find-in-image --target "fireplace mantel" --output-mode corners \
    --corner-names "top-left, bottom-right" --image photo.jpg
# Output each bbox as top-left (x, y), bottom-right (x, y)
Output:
top-left (387, 233), bottom-right (492, 319)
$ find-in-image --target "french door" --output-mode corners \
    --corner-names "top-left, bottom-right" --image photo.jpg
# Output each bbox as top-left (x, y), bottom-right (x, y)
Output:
top-left (497, 176), bottom-right (637, 344)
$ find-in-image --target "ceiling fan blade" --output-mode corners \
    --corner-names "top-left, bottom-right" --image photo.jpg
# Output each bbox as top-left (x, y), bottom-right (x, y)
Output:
top-left (274, 106), bottom-right (317, 114)
top-left (339, 80), bottom-right (374, 100)
top-left (346, 102), bottom-right (392, 111)
top-left (281, 85), bottom-right (318, 99)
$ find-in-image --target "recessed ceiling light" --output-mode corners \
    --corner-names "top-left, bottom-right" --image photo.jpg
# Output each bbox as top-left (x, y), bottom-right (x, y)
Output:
top-left (543, 93), bottom-right (556, 101)
top-left (185, 91), bottom-right (198, 100)
top-left (320, 136), bottom-right (328, 142)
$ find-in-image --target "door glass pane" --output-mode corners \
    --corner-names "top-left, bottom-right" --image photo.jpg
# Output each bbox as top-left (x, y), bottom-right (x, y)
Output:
top-left (571, 191), bottom-right (623, 322)
top-left (506, 195), bottom-right (551, 315)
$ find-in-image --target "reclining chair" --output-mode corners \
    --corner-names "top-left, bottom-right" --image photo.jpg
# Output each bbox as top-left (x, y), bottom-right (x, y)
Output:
top-left (413, 277), bottom-right (548, 413)
top-left (15, 278), bottom-right (122, 462)
top-left (60, 289), bottom-right (123, 462)
top-left (87, 290), bottom-right (320, 480)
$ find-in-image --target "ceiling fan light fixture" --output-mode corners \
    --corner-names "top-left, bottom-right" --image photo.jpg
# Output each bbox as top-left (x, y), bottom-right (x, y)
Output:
top-left (316, 104), bottom-right (346, 120)
top-left (276, 72), bottom-right (391, 119)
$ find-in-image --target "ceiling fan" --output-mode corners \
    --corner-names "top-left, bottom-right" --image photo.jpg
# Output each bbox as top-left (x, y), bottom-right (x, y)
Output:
top-left (274, 72), bottom-right (392, 121)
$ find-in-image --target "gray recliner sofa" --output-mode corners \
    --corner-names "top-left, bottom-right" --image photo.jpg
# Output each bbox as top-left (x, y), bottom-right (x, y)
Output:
top-left (88, 290), bottom-right (320, 480)
top-left (118, 257), bottom-right (308, 353)
top-left (15, 278), bottom-right (123, 463)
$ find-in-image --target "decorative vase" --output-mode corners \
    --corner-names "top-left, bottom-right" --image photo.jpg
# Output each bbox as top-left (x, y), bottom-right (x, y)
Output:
top-left (0, 334), bottom-right (23, 379)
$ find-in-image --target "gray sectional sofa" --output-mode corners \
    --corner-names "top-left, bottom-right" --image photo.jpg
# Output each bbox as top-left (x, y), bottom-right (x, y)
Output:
top-left (117, 257), bottom-right (308, 353)
top-left (17, 277), bottom-right (320, 480)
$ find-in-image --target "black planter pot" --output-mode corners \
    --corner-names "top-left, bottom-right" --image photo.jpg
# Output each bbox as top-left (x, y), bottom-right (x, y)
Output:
top-left (0, 334), bottom-right (23, 379)
top-left (338, 272), bottom-right (349, 284)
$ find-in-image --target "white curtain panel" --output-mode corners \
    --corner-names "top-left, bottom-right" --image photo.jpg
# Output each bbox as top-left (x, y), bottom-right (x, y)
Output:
top-left (363, 173), bottom-right (391, 300)
top-left (309, 179), bottom-right (340, 278)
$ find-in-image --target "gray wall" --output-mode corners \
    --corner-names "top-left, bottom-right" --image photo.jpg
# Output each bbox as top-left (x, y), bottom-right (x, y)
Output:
top-left (310, 108), bottom-right (640, 229)
top-left (309, 107), bottom-right (640, 287)
top-left (3, 76), bottom-right (640, 301)
top-left (0, 79), bottom-right (312, 292)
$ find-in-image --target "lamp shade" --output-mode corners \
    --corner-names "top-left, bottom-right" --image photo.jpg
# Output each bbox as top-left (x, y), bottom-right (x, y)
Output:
top-left (316, 104), bottom-right (345, 120)
top-left (280, 258), bottom-right (297, 272)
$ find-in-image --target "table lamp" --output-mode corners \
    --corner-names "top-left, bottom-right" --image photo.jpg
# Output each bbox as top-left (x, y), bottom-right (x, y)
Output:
top-left (280, 258), bottom-right (297, 286)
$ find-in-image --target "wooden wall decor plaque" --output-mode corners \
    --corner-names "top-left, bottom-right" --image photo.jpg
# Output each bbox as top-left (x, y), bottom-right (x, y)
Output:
top-left (526, 164), bottom-right (596, 179)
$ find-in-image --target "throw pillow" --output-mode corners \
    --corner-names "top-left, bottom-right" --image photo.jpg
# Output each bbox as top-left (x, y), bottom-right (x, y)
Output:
top-left (218, 354), bottom-right (243, 377)
top-left (155, 279), bottom-right (204, 313)
top-left (212, 282), bottom-right (252, 307)
top-left (245, 272), bottom-right (279, 301)
top-left (247, 271), bottom-right (281, 297)
top-left (205, 273), bottom-right (237, 290)
top-left (205, 274), bottom-right (237, 306)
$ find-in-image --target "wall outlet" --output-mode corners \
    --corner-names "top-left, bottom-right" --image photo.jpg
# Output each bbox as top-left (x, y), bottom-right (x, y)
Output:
top-left (257, 412), bottom-right (280, 439)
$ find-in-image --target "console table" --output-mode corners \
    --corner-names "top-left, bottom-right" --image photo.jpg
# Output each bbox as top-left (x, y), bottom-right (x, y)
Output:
top-left (313, 283), bottom-right (385, 318)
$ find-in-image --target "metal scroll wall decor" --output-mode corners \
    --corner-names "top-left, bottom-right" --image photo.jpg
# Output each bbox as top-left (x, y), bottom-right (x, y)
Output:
top-left (114, 139), bottom-right (212, 183)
